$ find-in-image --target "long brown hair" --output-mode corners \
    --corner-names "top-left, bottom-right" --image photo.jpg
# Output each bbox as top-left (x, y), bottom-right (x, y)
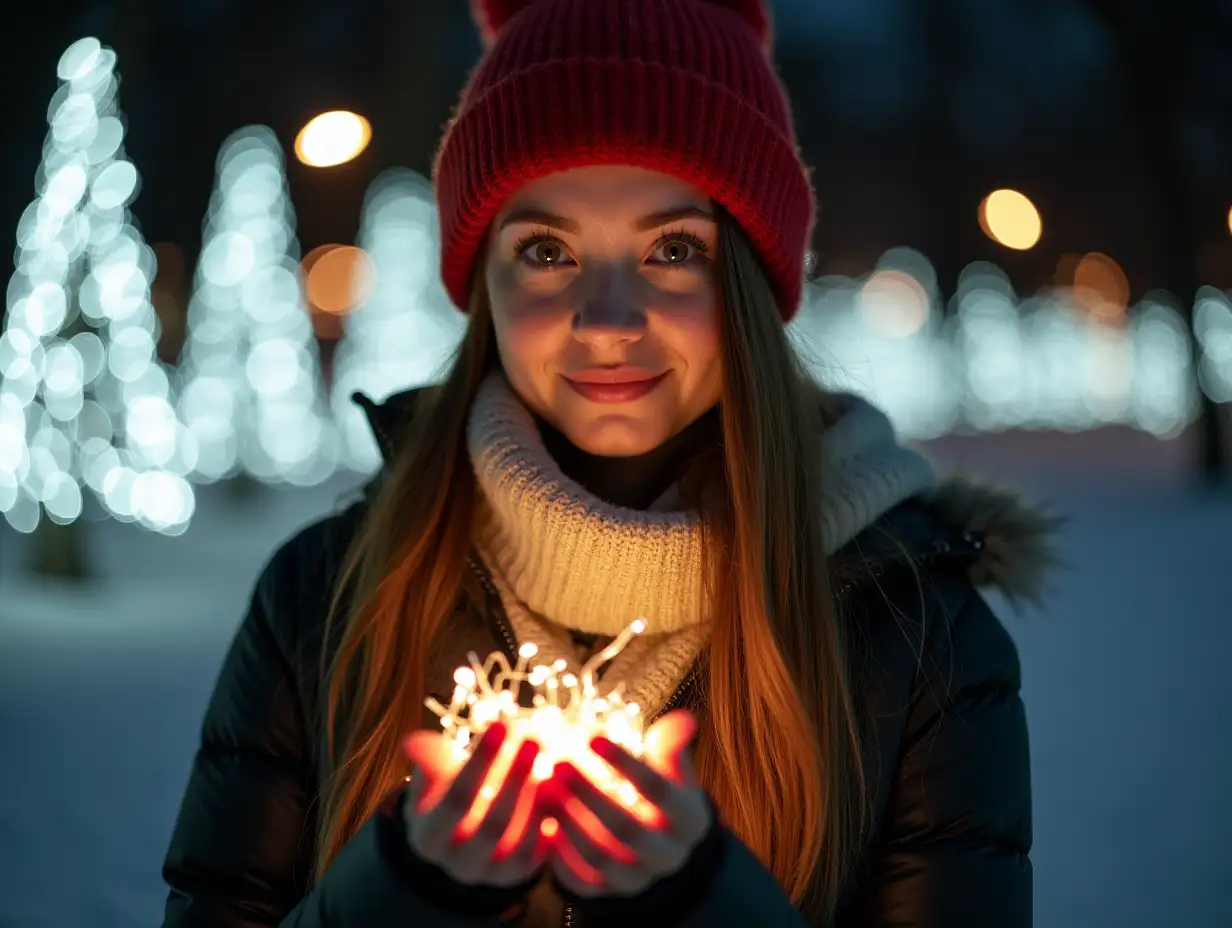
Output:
top-left (315, 208), bottom-right (866, 921)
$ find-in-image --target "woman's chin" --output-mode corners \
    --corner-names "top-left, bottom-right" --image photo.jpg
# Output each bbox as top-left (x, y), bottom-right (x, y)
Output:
top-left (558, 415), bottom-right (672, 458)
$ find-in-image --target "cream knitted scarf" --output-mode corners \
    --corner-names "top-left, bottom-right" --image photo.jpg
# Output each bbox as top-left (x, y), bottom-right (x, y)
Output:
top-left (467, 372), bottom-right (937, 717)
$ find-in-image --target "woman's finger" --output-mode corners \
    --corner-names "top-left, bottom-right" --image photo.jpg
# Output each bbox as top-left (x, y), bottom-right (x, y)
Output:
top-left (642, 710), bottom-right (698, 783)
top-left (490, 785), bottom-right (553, 884)
top-left (591, 737), bottom-right (711, 841)
top-left (551, 794), bottom-right (646, 896)
top-left (403, 729), bottom-right (463, 782)
top-left (491, 763), bottom-right (552, 861)
top-left (414, 722), bottom-right (508, 857)
top-left (466, 738), bottom-right (539, 846)
top-left (404, 769), bottom-right (430, 816)
top-left (554, 762), bottom-right (678, 873)
top-left (551, 832), bottom-right (607, 898)
top-left (402, 731), bottom-right (468, 814)
top-left (590, 736), bottom-right (674, 807)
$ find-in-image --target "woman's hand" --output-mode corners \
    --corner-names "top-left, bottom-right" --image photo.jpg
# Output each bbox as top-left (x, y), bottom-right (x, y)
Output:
top-left (545, 709), bottom-right (713, 897)
top-left (402, 721), bottom-right (550, 888)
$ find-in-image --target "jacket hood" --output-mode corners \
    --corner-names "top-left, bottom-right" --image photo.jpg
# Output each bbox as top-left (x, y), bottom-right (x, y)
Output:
top-left (930, 474), bottom-right (1064, 605)
top-left (354, 387), bottom-right (1062, 609)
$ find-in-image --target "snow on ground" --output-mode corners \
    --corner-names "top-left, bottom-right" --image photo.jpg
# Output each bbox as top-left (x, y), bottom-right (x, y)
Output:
top-left (2, 431), bottom-right (1230, 928)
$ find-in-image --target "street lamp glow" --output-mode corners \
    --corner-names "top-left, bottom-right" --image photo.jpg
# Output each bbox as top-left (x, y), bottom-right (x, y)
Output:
top-left (979, 189), bottom-right (1042, 250)
top-left (295, 111), bottom-right (372, 167)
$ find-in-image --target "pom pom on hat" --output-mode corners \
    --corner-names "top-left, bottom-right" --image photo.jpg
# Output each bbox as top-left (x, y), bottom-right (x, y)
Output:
top-left (470, 0), bottom-right (535, 47)
top-left (472, 0), bottom-right (771, 51)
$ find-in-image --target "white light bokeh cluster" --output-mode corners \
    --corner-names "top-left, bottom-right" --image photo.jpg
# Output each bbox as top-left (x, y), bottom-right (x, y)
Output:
top-left (789, 249), bottom-right (1223, 441)
top-left (176, 126), bottom-right (337, 485)
top-left (329, 169), bottom-right (466, 473)
top-left (1194, 287), bottom-right (1232, 404)
top-left (0, 38), bottom-right (196, 535)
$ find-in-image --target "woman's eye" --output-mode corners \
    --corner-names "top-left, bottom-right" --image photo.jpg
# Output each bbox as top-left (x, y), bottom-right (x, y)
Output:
top-left (654, 241), bottom-right (694, 263)
top-left (516, 237), bottom-right (574, 269)
top-left (649, 234), bottom-right (708, 268)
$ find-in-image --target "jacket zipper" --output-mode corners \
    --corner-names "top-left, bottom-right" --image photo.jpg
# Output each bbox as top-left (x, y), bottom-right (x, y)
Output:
top-left (467, 556), bottom-right (519, 662)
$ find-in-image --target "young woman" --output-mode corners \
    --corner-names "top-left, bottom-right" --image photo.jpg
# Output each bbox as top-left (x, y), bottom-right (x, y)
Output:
top-left (163, 1), bottom-right (1058, 925)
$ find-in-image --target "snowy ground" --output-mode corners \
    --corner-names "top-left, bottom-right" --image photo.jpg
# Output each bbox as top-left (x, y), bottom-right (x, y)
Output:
top-left (1, 428), bottom-right (1230, 928)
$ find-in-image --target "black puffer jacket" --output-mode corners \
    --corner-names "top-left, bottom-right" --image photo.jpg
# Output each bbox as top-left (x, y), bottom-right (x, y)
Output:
top-left (162, 390), bottom-right (1054, 927)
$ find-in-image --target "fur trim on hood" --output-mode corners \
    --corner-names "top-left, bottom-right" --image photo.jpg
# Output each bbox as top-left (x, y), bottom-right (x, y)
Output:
top-left (926, 474), bottom-right (1066, 610)
top-left (817, 388), bottom-right (1063, 610)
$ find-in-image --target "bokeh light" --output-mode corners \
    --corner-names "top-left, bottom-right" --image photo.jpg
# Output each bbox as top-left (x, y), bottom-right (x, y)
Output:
top-left (303, 245), bottom-right (376, 315)
top-left (0, 37), bottom-right (195, 535)
top-left (294, 110), bottom-right (372, 168)
top-left (979, 188), bottom-right (1042, 250)
top-left (1073, 253), bottom-right (1130, 324)
top-left (1194, 287), bottom-right (1232, 403)
top-left (330, 168), bottom-right (467, 473)
top-left (176, 126), bottom-right (337, 486)
top-left (786, 248), bottom-right (1217, 441)
top-left (859, 269), bottom-right (931, 338)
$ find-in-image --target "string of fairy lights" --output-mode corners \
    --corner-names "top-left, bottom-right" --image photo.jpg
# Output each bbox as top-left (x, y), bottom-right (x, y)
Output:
top-left (1, 37), bottom-right (1230, 535)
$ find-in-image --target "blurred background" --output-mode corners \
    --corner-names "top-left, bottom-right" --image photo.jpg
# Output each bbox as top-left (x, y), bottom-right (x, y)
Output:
top-left (1, 0), bottom-right (1230, 925)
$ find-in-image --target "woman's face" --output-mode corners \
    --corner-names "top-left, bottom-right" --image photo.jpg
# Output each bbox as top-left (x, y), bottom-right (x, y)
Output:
top-left (485, 165), bottom-right (722, 457)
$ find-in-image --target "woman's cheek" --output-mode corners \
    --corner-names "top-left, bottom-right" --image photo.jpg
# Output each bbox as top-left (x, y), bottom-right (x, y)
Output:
top-left (491, 290), bottom-right (578, 406)
top-left (653, 291), bottom-right (721, 359)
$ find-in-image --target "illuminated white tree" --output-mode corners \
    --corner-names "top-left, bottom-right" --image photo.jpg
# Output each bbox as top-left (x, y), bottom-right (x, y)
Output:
top-left (177, 126), bottom-right (337, 485)
top-left (330, 168), bottom-right (466, 473)
top-left (0, 37), bottom-right (196, 539)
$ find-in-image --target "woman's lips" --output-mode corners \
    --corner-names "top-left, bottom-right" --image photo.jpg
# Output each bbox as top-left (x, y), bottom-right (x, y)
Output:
top-left (561, 370), bottom-right (670, 404)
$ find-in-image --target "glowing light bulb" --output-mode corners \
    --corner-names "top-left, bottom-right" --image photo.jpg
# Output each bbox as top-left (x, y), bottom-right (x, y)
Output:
top-left (426, 619), bottom-right (656, 833)
top-left (979, 188), bottom-right (1042, 250)
top-left (294, 110), bottom-right (372, 167)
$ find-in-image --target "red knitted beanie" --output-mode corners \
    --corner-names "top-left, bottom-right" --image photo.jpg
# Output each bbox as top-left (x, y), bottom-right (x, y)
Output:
top-left (433, 0), bottom-right (815, 321)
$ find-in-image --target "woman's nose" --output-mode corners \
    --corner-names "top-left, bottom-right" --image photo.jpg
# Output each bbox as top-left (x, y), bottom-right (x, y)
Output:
top-left (571, 265), bottom-right (646, 350)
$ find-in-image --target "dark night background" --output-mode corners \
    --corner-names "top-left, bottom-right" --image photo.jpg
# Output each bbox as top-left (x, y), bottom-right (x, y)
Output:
top-left (4, 0), bottom-right (1231, 297)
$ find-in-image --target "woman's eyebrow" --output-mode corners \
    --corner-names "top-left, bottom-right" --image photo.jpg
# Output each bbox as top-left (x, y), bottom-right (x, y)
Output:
top-left (633, 206), bottom-right (715, 231)
top-left (498, 207), bottom-right (580, 234)
top-left (497, 204), bottom-right (715, 234)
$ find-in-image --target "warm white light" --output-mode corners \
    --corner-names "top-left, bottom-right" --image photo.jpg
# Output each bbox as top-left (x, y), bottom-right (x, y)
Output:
top-left (303, 244), bottom-right (375, 315)
top-left (859, 269), bottom-right (930, 338)
top-left (979, 189), bottom-right (1042, 250)
top-left (428, 620), bottom-right (656, 832)
top-left (294, 111), bottom-right (372, 168)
